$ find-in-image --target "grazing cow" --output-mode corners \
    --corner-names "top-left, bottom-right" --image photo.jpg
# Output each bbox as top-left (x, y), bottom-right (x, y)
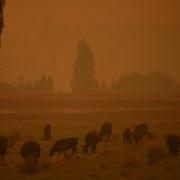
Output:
top-left (123, 128), bottom-right (132, 144)
top-left (0, 136), bottom-right (8, 161)
top-left (166, 134), bottom-right (180, 156)
top-left (49, 137), bottom-right (78, 157)
top-left (44, 124), bottom-right (51, 141)
top-left (82, 131), bottom-right (100, 154)
top-left (133, 123), bottom-right (148, 145)
top-left (100, 122), bottom-right (112, 141)
top-left (20, 141), bottom-right (41, 173)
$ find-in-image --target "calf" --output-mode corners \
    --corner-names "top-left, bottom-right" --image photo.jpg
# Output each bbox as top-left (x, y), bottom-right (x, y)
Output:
top-left (166, 134), bottom-right (180, 156)
top-left (20, 141), bottom-right (41, 173)
top-left (82, 131), bottom-right (100, 154)
top-left (49, 137), bottom-right (78, 157)
top-left (133, 123), bottom-right (148, 145)
top-left (0, 136), bottom-right (8, 161)
top-left (44, 124), bottom-right (51, 141)
top-left (100, 122), bottom-right (112, 141)
top-left (123, 128), bottom-right (132, 144)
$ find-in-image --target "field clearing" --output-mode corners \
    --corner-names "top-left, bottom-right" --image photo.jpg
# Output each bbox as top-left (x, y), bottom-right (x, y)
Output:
top-left (0, 93), bottom-right (180, 179)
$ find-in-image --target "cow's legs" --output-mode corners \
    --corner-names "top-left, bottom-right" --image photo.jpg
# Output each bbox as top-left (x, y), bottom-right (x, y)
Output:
top-left (139, 137), bottom-right (143, 145)
top-left (63, 150), bottom-right (68, 158)
top-left (91, 145), bottom-right (97, 153)
top-left (72, 145), bottom-right (78, 155)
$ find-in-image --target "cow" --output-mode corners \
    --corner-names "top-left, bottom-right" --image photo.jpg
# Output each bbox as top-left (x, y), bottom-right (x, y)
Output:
top-left (49, 137), bottom-right (78, 157)
top-left (123, 128), bottom-right (132, 144)
top-left (0, 136), bottom-right (8, 161)
top-left (44, 124), bottom-right (51, 141)
top-left (100, 122), bottom-right (112, 141)
top-left (133, 123), bottom-right (149, 145)
top-left (20, 141), bottom-right (41, 173)
top-left (166, 134), bottom-right (180, 156)
top-left (82, 130), bottom-right (100, 154)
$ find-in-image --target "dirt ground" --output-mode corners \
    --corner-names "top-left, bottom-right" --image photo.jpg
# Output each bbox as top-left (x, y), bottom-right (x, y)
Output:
top-left (0, 93), bottom-right (180, 180)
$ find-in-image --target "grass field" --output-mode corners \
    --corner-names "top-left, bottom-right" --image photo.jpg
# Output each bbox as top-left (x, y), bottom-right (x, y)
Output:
top-left (0, 93), bottom-right (180, 179)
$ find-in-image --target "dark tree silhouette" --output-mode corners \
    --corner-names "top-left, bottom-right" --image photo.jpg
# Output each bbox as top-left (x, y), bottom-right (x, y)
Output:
top-left (18, 75), bottom-right (25, 91)
top-left (47, 76), bottom-right (55, 92)
top-left (113, 72), bottom-right (177, 94)
top-left (33, 73), bottom-right (55, 92)
top-left (0, 0), bottom-right (5, 47)
top-left (101, 80), bottom-right (108, 93)
top-left (71, 40), bottom-right (99, 93)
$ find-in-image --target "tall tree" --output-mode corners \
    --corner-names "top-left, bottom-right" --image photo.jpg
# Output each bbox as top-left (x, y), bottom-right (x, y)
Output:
top-left (18, 75), bottom-right (25, 91)
top-left (0, 0), bottom-right (5, 47)
top-left (71, 40), bottom-right (99, 93)
top-left (101, 80), bottom-right (108, 93)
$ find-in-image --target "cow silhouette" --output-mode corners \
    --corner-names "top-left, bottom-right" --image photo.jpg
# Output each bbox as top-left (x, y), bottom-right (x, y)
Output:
top-left (133, 123), bottom-right (149, 145)
top-left (0, 136), bottom-right (8, 161)
top-left (49, 137), bottom-right (78, 157)
top-left (44, 124), bottom-right (51, 141)
top-left (166, 134), bottom-right (180, 156)
top-left (82, 130), bottom-right (100, 154)
top-left (20, 141), bottom-right (41, 173)
top-left (123, 128), bottom-right (132, 144)
top-left (100, 122), bottom-right (112, 141)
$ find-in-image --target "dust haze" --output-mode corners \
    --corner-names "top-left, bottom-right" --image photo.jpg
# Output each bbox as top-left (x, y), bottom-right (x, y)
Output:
top-left (0, 0), bottom-right (180, 91)
top-left (1, 1), bottom-right (180, 180)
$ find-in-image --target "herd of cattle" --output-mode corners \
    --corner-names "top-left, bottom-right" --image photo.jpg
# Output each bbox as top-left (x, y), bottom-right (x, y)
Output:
top-left (0, 122), bottom-right (180, 173)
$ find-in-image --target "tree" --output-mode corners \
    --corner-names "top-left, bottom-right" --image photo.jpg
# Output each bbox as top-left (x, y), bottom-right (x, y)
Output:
top-left (32, 73), bottom-right (55, 93)
top-left (101, 80), bottom-right (108, 93)
top-left (71, 40), bottom-right (99, 93)
top-left (17, 75), bottom-right (25, 91)
top-left (112, 72), bottom-right (177, 94)
top-left (144, 71), bottom-right (175, 93)
top-left (0, 0), bottom-right (5, 47)
top-left (47, 76), bottom-right (55, 92)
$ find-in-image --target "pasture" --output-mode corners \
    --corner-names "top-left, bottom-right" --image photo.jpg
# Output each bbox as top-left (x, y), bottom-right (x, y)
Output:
top-left (0, 93), bottom-right (180, 179)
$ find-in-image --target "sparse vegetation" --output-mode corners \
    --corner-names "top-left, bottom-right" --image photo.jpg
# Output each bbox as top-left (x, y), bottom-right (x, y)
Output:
top-left (0, 94), bottom-right (180, 179)
top-left (147, 143), bottom-right (166, 165)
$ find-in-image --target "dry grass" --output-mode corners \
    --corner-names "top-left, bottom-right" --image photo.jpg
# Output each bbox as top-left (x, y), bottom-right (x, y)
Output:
top-left (0, 94), bottom-right (180, 179)
top-left (147, 143), bottom-right (166, 165)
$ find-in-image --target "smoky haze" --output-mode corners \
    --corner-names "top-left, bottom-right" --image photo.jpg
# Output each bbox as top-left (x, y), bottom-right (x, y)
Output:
top-left (0, 0), bottom-right (180, 91)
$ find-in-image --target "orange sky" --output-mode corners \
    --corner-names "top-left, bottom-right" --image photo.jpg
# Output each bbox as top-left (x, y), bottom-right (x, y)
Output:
top-left (0, 0), bottom-right (180, 91)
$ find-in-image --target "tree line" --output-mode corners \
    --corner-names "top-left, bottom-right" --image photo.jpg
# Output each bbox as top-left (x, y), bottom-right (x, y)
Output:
top-left (105, 72), bottom-right (180, 94)
top-left (71, 40), bottom-right (180, 94)
top-left (0, 73), bottom-right (55, 93)
top-left (1, 39), bottom-right (180, 94)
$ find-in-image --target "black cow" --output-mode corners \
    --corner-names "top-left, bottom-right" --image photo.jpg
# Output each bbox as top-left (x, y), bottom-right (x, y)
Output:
top-left (0, 136), bottom-right (8, 161)
top-left (20, 141), bottom-right (41, 173)
top-left (44, 124), bottom-right (51, 141)
top-left (133, 123), bottom-right (148, 145)
top-left (166, 134), bottom-right (180, 156)
top-left (100, 122), bottom-right (112, 141)
top-left (49, 137), bottom-right (78, 157)
top-left (123, 128), bottom-right (132, 144)
top-left (82, 130), bottom-right (100, 154)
